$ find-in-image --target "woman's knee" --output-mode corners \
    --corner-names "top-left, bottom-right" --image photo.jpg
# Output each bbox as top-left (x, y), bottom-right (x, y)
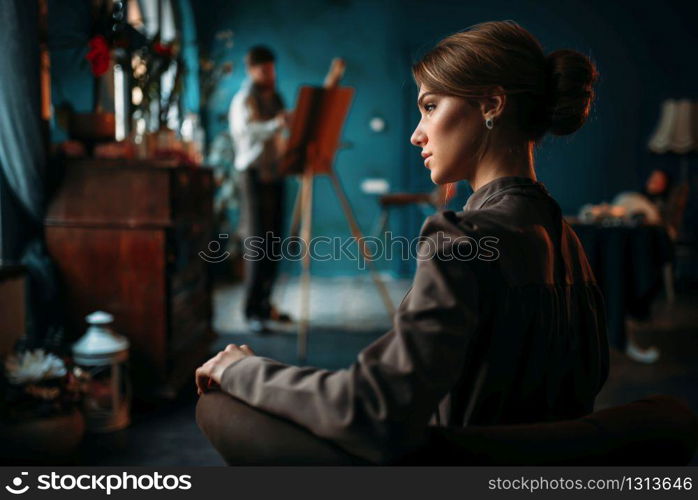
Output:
top-left (196, 391), bottom-right (365, 465)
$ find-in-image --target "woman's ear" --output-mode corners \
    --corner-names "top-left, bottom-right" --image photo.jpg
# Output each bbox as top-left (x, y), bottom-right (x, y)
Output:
top-left (479, 87), bottom-right (506, 120)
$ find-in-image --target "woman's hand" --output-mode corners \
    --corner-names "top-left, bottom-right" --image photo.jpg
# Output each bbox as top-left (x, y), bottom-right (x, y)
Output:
top-left (195, 344), bottom-right (256, 395)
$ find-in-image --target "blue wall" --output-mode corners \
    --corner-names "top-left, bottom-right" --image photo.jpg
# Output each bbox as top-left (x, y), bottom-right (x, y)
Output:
top-left (193, 0), bottom-right (411, 276)
top-left (192, 0), bottom-right (698, 277)
top-left (47, 0), bottom-right (95, 143)
top-left (48, 0), bottom-right (698, 277)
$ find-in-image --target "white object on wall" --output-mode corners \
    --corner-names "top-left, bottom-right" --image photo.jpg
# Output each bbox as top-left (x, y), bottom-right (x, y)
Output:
top-left (369, 116), bottom-right (386, 133)
top-left (361, 178), bottom-right (390, 195)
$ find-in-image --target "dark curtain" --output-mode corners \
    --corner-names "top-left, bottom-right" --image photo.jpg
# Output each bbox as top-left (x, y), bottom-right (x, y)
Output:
top-left (0, 0), bottom-right (64, 352)
top-left (0, 1), bottom-right (46, 228)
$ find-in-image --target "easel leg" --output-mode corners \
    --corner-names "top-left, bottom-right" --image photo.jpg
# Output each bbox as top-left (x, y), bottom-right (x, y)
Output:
top-left (298, 169), bottom-right (314, 361)
top-left (328, 171), bottom-right (395, 316)
top-left (289, 176), bottom-right (303, 239)
top-left (271, 179), bottom-right (304, 307)
top-left (373, 207), bottom-right (390, 238)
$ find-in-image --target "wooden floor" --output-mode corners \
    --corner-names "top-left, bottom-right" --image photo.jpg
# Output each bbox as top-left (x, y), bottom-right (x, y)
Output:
top-left (65, 277), bottom-right (698, 465)
top-left (213, 273), bottom-right (409, 334)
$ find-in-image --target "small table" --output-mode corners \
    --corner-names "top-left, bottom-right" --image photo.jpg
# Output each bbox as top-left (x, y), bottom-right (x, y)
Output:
top-left (569, 220), bottom-right (673, 349)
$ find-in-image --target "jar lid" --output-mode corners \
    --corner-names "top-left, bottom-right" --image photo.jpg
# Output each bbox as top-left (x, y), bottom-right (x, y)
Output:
top-left (86, 311), bottom-right (114, 325)
top-left (73, 311), bottom-right (130, 362)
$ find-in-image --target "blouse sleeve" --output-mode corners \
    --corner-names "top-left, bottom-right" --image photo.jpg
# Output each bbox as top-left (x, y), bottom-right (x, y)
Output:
top-left (229, 92), bottom-right (283, 143)
top-left (218, 212), bottom-right (480, 463)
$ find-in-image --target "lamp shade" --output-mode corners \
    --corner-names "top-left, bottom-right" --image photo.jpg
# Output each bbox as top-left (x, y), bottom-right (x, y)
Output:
top-left (648, 99), bottom-right (698, 154)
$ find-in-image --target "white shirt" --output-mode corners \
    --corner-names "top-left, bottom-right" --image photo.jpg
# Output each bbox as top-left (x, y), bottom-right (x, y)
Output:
top-left (228, 79), bottom-right (284, 175)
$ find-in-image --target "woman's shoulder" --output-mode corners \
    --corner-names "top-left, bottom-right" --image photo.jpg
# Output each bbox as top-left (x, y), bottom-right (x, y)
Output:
top-left (419, 208), bottom-right (510, 241)
top-left (415, 210), bottom-right (506, 267)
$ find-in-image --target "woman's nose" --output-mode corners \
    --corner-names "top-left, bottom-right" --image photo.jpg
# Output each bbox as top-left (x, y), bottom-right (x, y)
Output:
top-left (410, 125), bottom-right (426, 147)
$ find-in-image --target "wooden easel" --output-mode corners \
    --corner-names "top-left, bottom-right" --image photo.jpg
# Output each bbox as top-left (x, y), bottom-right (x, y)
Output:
top-left (282, 60), bottom-right (395, 361)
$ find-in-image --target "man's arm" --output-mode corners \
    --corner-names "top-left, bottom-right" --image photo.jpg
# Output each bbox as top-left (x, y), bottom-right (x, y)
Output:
top-left (229, 93), bottom-right (283, 143)
top-left (219, 213), bottom-right (480, 464)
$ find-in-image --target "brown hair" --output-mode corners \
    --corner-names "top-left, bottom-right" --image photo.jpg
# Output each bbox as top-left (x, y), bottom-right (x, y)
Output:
top-left (244, 46), bottom-right (283, 120)
top-left (245, 45), bottom-right (276, 67)
top-left (412, 20), bottom-right (598, 142)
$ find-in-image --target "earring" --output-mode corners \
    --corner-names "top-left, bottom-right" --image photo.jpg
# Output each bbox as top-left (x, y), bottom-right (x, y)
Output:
top-left (485, 117), bottom-right (494, 130)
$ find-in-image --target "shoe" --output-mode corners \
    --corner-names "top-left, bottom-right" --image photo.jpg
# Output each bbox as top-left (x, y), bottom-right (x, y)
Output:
top-left (269, 306), bottom-right (293, 324)
top-left (247, 318), bottom-right (271, 334)
top-left (625, 341), bottom-right (660, 364)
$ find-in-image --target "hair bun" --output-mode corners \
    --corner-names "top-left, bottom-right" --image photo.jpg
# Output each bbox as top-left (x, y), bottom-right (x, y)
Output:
top-left (545, 49), bottom-right (598, 136)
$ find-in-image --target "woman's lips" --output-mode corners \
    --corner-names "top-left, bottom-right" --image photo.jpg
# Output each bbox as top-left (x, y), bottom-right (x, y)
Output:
top-left (424, 156), bottom-right (432, 168)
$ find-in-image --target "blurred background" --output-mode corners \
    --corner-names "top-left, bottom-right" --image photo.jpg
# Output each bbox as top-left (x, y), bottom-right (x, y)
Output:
top-left (0, 0), bottom-right (696, 465)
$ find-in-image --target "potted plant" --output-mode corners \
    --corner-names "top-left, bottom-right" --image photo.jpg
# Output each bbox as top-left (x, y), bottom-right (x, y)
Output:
top-left (0, 349), bottom-right (87, 462)
top-left (68, 0), bottom-right (146, 145)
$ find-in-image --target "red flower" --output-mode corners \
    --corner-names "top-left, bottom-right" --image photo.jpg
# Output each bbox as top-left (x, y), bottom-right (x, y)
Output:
top-left (86, 35), bottom-right (110, 77)
top-left (153, 42), bottom-right (174, 58)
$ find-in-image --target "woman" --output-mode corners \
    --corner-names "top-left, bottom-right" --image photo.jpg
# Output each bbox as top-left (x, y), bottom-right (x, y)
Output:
top-left (196, 20), bottom-right (609, 464)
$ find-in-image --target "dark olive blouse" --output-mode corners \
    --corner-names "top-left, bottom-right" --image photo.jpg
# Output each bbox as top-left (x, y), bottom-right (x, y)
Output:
top-left (220, 175), bottom-right (610, 464)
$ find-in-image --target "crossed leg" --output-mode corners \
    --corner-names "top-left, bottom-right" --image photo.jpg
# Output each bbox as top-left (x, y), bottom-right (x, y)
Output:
top-left (197, 392), bottom-right (698, 466)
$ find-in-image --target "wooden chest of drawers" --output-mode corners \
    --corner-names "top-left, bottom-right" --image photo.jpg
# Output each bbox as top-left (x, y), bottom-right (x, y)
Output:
top-left (45, 159), bottom-right (215, 398)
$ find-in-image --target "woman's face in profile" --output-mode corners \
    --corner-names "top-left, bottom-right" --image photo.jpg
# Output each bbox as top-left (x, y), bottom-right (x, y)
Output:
top-left (410, 85), bottom-right (484, 184)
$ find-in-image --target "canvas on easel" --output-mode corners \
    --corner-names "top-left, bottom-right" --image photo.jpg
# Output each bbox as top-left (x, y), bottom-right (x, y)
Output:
top-left (281, 86), bottom-right (354, 175)
top-left (279, 80), bottom-right (394, 361)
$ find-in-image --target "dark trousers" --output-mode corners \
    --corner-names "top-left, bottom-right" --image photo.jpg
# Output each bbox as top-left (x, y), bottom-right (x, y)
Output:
top-left (196, 392), bottom-right (697, 465)
top-left (239, 169), bottom-right (285, 319)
